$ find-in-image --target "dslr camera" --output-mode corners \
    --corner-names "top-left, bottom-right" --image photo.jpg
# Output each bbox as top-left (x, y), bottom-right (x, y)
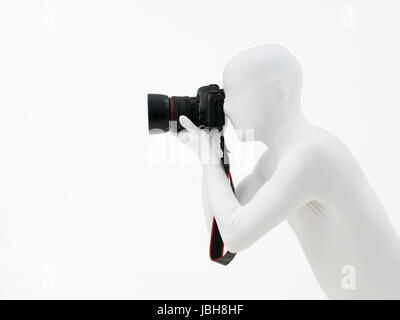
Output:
top-left (147, 84), bottom-right (225, 133)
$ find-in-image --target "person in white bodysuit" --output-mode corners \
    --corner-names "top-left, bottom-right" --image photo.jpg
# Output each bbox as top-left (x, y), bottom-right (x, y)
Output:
top-left (177, 44), bottom-right (400, 299)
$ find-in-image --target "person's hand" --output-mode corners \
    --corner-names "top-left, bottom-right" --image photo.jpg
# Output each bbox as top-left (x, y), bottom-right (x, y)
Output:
top-left (175, 115), bottom-right (222, 165)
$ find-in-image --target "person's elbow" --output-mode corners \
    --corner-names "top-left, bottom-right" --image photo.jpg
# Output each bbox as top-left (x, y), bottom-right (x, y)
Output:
top-left (222, 233), bottom-right (251, 253)
top-left (218, 207), bottom-right (253, 253)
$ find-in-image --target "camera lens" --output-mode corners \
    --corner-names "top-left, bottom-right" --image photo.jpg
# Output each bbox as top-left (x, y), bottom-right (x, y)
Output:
top-left (148, 94), bottom-right (200, 133)
top-left (147, 94), bottom-right (170, 133)
top-left (147, 85), bottom-right (224, 133)
top-left (169, 96), bottom-right (199, 131)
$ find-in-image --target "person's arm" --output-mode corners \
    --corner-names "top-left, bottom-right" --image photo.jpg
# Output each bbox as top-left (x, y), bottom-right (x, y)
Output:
top-left (202, 143), bottom-right (273, 233)
top-left (178, 115), bottom-right (314, 252)
top-left (201, 171), bottom-right (213, 234)
top-left (201, 152), bottom-right (268, 234)
top-left (202, 150), bottom-right (312, 252)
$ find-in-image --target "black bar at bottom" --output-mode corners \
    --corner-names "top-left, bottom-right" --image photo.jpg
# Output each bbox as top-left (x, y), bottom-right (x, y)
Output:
top-left (0, 300), bottom-right (397, 318)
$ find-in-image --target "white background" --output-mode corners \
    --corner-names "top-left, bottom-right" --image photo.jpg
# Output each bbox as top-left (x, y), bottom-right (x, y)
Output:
top-left (1, 0), bottom-right (400, 299)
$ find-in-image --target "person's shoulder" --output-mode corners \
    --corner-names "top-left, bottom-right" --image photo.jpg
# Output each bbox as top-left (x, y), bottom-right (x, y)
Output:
top-left (282, 129), bottom-right (357, 174)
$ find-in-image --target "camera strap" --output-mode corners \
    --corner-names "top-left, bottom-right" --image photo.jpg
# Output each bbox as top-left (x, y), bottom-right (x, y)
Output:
top-left (209, 135), bottom-right (236, 265)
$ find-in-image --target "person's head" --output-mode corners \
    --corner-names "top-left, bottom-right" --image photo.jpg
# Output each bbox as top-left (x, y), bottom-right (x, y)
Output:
top-left (223, 44), bottom-right (303, 141)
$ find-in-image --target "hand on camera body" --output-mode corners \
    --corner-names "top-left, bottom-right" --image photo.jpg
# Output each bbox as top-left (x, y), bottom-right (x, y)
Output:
top-left (174, 115), bottom-right (223, 166)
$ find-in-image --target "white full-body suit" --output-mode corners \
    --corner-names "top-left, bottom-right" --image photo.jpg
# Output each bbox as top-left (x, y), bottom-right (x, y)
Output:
top-left (178, 44), bottom-right (400, 299)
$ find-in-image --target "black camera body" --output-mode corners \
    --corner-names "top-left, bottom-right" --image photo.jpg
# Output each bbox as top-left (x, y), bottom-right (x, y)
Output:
top-left (148, 84), bottom-right (225, 133)
top-left (197, 84), bottom-right (225, 130)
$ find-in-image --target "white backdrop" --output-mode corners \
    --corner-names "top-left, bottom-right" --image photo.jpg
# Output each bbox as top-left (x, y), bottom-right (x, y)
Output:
top-left (1, 0), bottom-right (400, 299)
